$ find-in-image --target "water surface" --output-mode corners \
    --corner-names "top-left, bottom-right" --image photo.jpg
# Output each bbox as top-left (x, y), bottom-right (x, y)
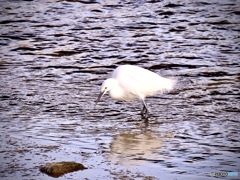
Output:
top-left (0, 0), bottom-right (239, 179)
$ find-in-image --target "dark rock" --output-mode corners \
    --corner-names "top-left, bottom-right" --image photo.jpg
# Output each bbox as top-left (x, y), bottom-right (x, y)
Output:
top-left (40, 161), bottom-right (87, 178)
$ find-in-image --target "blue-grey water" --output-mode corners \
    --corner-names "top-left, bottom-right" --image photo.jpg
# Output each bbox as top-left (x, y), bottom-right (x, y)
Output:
top-left (0, 0), bottom-right (239, 179)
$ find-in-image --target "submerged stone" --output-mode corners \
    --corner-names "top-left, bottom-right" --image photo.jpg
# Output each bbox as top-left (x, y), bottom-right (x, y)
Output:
top-left (40, 161), bottom-right (87, 178)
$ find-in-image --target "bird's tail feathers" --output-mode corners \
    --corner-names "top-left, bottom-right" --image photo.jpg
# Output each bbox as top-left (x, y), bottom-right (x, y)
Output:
top-left (158, 77), bottom-right (177, 93)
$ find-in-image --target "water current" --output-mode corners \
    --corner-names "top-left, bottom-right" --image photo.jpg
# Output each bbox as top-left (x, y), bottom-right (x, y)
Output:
top-left (0, 0), bottom-right (239, 179)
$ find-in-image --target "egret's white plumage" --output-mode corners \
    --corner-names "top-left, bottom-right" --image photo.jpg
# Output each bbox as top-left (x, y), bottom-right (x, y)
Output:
top-left (96, 65), bottom-right (176, 118)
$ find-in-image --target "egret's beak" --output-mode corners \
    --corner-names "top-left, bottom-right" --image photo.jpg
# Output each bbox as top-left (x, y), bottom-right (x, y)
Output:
top-left (94, 90), bottom-right (105, 108)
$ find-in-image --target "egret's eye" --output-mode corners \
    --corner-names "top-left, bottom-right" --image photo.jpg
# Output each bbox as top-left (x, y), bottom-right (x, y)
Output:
top-left (104, 87), bottom-right (107, 90)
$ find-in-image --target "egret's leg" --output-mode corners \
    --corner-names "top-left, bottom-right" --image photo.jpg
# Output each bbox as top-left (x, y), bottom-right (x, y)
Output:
top-left (141, 106), bottom-right (146, 115)
top-left (141, 107), bottom-right (148, 119)
top-left (141, 99), bottom-right (149, 119)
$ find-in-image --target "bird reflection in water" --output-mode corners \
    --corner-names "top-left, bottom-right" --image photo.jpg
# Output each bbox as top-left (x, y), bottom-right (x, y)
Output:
top-left (109, 131), bottom-right (170, 166)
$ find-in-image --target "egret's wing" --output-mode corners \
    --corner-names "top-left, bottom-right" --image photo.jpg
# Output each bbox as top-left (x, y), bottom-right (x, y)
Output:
top-left (113, 65), bottom-right (175, 98)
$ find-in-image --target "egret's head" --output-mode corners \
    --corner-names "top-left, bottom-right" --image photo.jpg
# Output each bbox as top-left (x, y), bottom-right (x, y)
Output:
top-left (95, 78), bottom-right (118, 106)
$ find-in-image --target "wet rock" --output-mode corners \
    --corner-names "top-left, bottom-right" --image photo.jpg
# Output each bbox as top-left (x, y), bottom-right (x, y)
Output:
top-left (40, 161), bottom-right (87, 178)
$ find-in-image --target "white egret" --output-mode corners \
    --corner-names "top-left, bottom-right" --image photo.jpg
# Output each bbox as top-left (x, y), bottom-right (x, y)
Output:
top-left (95, 65), bottom-right (176, 118)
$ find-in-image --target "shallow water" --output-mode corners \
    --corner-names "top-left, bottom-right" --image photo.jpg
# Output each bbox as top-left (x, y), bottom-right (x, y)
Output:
top-left (0, 0), bottom-right (239, 179)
